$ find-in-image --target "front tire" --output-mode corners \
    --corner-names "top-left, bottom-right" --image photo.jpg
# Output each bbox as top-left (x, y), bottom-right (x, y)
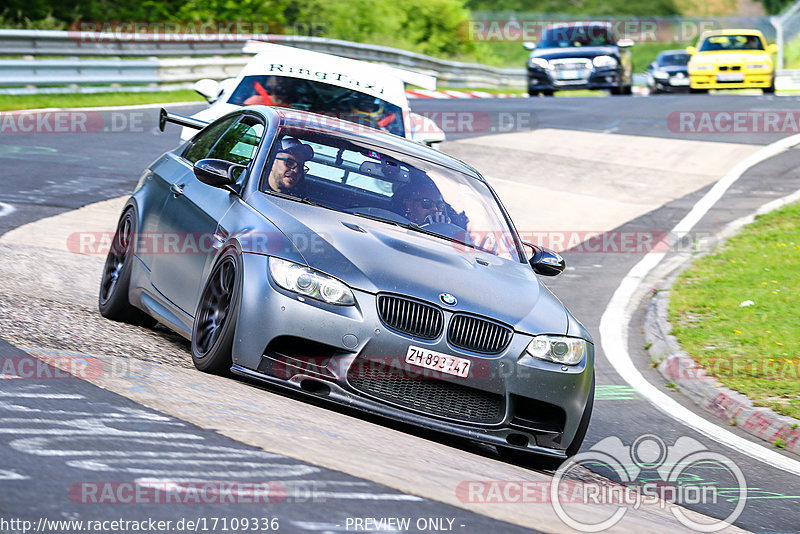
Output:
top-left (764, 77), bottom-right (775, 94)
top-left (98, 207), bottom-right (153, 326)
top-left (191, 250), bottom-right (241, 374)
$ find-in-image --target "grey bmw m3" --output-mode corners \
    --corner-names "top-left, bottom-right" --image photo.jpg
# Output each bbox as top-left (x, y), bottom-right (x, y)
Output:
top-left (99, 105), bottom-right (594, 463)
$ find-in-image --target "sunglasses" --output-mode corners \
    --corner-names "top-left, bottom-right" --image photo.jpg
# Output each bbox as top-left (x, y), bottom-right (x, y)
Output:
top-left (414, 198), bottom-right (446, 210)
top-left (276, 156), bottom-right (309, 173)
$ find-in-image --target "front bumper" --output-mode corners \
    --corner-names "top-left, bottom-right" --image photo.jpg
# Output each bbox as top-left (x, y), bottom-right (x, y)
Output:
top-left (528, 66), bottom-right (623, 91)
top-left (689, 72), bottom-right (773, 89)
top-left (232, 253), bottom-right (594, 457)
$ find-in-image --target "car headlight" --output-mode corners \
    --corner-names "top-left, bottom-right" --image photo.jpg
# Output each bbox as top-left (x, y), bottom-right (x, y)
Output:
top-left (653, 70), bottom-right (669, 80)
top-left (529, 57), bottom-right (550, 69)
top-left (693, 64), bottom-right (714, 71)
top-left (592, 55), bottom-right (617, 68)
top-left (746, 63), bottom-right (768, 69)
top-left (525, 335), bottom-right (586, 365)
top-left (269, 257), bottom-right (355, 306)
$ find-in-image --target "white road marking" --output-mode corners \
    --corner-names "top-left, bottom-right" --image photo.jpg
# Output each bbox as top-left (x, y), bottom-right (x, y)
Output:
top-left (67, 458), bottom-right (319, 477)
top-left (0, 202), bottom-right (15, 217)
top-left (0, 469), bottom-right (28, 480)
top-left (136, 479), bottom-right (423, 502)
top-left (0, 392), bottom-right (83, 399)
top-left (10, 436), bottom-right (280, 458)
top-left (599, 133), bottom-right (800, 477)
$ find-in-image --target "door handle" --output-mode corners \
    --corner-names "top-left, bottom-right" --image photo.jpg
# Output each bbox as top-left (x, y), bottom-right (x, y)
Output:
top-left (170, 183), bottom-right (185, 197)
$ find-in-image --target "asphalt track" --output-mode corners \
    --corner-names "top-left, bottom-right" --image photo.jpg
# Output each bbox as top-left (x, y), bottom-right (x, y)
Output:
top-left (1, 95), bottom-right (799, 533)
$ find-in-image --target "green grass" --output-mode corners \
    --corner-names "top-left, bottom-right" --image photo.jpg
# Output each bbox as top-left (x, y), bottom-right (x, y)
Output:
top-left (784, 34), bottom-right (800, 69)
top-left (0, 90), bottom-right (205, 111)
top-left (669, 201), bottom-right (800, 419)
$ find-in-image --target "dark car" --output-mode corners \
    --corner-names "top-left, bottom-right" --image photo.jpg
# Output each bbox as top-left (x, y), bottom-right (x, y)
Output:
top-left (647, 50), bottom-right (691, 94)
top-left (99, 106), bottom-right (594, 465)
top-left (524, 22), bottom-right (634, 96)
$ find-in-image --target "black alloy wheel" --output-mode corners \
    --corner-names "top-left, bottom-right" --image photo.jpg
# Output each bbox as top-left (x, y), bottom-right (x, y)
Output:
top-left (99, 208), bottom-right (153, 325)
top-left (191, 251), bottom-right (240, 373)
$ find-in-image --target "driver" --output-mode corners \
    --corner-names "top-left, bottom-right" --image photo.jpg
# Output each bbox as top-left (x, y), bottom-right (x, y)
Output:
top-left (244, 76), bottom-right (292, 107)
top-left (392, 176), bottom-right (449, 225)
top-left (266, 137), bottom-right (314, 194)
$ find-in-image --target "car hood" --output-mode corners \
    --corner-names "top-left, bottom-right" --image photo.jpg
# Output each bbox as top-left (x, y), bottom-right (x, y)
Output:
top-left (654, 65), bottom-right (688, 74)
top-left (248, 195), bottom-right (569, 335)
top-left (690, 52), bottom-right (771, 64)
top-left (533, 46), bottom-right (618, 60)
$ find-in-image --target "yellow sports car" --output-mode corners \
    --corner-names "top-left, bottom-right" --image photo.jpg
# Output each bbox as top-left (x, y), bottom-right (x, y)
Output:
top-left (687, 29), bottom-right (777, 93)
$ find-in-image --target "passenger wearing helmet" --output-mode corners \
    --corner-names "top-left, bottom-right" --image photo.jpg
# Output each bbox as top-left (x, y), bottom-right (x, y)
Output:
top-left (244, 76), bottom-right (293, 107)
top-left (349, 94), bottom-right (397, 131)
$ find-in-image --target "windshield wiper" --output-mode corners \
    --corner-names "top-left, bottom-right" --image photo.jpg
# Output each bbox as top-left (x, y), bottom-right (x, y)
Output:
top-left (266, 191), bottom-right (331, 210)
top-left (350, 211), bottom-right (406, 228)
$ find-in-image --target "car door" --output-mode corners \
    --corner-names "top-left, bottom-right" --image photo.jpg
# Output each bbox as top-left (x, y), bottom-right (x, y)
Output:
top-left (150, 113), bottom-right (265, 315)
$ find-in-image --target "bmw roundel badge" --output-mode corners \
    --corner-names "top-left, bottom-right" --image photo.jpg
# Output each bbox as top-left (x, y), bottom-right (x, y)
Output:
top-left (440, 293), bottom-right (457, 306)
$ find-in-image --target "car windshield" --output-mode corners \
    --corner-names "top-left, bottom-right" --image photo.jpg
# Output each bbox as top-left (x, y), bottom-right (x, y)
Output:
top-left (538, 25), bottom-right (615, 48)
top-left (699, 34), bottom-right (764, 52)
top-left (228, 75), bottom-right (405, 137)
top-left (658, 53), bottom-right (690, 66)
top-left (261, 131), bottom-right (522, 261)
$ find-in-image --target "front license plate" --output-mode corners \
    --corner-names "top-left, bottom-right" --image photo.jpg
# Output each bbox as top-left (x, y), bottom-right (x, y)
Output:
top-left (717, 73), bottom-right (744, 82)
top-left (671, 77), bottom-right (690, 86)
top-left (405, 346), bottom-right (471, 378)
top-left (557, 70), bottom-right (581, 80)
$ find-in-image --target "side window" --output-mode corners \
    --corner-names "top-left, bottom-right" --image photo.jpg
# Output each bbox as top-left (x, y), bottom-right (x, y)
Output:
top-left (206, 118), bottom-right (264, 166)
top-left (184, 116), bottom-right (237, 164)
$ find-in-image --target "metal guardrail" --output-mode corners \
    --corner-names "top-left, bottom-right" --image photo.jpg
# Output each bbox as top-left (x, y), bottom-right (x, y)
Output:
top-left (0, 30), bottom-right (526, 89)
top-left (0, 58), bottom-right (160, 86)
top-left (2, 29), bottom-right (799, 92)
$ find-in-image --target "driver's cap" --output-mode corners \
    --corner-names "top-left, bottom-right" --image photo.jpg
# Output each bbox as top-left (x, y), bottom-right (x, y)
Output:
top-left (276, 137), bottom-right (314, 161)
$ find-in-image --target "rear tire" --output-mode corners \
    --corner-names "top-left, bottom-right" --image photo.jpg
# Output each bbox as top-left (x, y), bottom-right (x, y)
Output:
top-left (98, 207), bottom-right (155, 326)
top-left (191, 250), bottom-right (241, 374)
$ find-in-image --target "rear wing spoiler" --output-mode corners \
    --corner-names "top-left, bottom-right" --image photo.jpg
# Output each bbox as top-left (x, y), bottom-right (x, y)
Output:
top-left (159, 108), bottom-right (208, 132)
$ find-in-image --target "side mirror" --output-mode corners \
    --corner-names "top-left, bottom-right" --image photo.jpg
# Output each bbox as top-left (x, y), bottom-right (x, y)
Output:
top-left (193, 158), bottom-right (245, 191)
top-left (525, 243), bottom-right (565, 276)
top-left (194, 79), bottom-right (221, 103)
top-left (617, 38), bottom-right (634, 48)
top-left (649, 61), bottom-right (657, 70)
top-left (522, 41), bottom-right (537, 50)
top-left (686, 46), bottom-right (697, 55)
top-left (768, 43), bottom-right (778, 54)
top-left (408, 112), bottom-right (446, 147)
